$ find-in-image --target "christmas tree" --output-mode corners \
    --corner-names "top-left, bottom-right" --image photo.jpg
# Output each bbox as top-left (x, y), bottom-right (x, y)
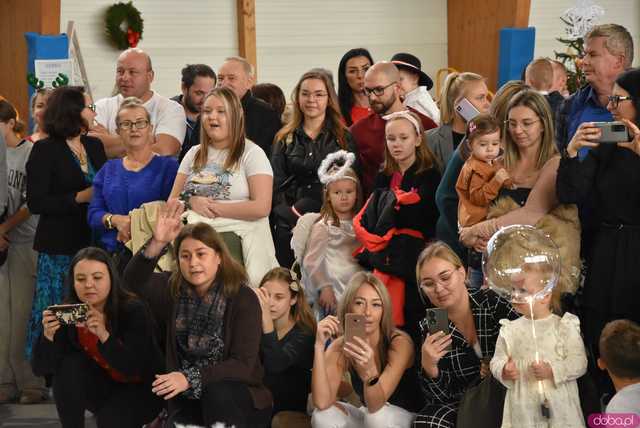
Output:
top-left (553, 0), bottom-right (604, 93)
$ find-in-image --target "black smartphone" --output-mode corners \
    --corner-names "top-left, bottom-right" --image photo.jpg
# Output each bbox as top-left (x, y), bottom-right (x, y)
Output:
top-left (425, 308), bottom-right (451, 350)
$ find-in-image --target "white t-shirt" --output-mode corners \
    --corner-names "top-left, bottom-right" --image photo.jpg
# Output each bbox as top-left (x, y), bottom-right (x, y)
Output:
top-left (606, 382), bottom-right (640, 414)
top-left (95, 91), bottom-right (186, 145)
top-left (178, 140), bottom-right (272, 202)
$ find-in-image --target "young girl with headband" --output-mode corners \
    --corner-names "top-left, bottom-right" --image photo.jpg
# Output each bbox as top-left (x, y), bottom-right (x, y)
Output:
top-left (292, 150), bottom-right (364, 317)
top-left (354, 110), bottom-right (440, 341)
top-left (254, 267), bottom-right (317, 427)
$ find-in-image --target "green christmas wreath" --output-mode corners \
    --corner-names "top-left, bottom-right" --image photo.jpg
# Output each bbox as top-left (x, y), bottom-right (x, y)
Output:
top-left (105, 2), bottom-right (144, 50)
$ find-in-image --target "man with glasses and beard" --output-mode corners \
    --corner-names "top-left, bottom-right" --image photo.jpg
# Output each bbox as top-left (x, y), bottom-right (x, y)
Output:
top-left (350, 61), bottom-right (437, 195)
top-left (171, 64), bottom-right (216, 161)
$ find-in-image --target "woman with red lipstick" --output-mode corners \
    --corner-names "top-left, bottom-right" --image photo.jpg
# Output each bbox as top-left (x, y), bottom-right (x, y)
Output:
top-left (311, 272), bottom-right (423, 428)
top-left (556, 68), bottom-right (640, 396)
top-left (414, 241), bottom-right (518, 428)
top-left (32, 247), bottom-right (163, 427)
top-left (338, 48), bottom-right (374, 126)
top-left (271, 70), bottom-right (358, 267)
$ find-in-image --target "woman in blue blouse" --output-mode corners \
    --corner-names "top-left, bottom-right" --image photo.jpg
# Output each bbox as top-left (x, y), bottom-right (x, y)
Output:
top-left (88, 97), bottom-right (178, 259)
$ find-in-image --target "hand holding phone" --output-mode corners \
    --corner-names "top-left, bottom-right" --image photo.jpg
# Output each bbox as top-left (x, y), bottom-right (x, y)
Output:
top-left (47, 303), bottom-right (90, 325)
top-left (593, 121), bottom-right (631, 143)
top-left (344, 313), bottom-right (367, 346)
top-left (455, 98), bottom-right (480, 122)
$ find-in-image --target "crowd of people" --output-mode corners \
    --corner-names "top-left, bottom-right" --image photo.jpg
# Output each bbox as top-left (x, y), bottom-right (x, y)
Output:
top-left (0, 21), bottom-right (639, 428)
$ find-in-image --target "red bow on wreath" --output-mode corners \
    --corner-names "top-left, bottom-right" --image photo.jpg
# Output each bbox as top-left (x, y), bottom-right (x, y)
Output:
top-left (127, 28), bottom-right (140, 47)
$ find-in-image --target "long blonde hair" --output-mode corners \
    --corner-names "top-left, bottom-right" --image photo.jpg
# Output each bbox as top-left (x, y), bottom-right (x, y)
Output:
top-left (337, 272), bottom-right (395, 367)
top-left (439, 72), bottom-right (485, 125)
top-left (502, 90), bottom-right (558, 171)
top-left (382, 112), bottom-right (436, 175)
top-left (274, 70), bottom-right (347, 147)
top-left (415, 241), bottom-right (464, 286)
top-left (194, 87), bottom-right (246, 172)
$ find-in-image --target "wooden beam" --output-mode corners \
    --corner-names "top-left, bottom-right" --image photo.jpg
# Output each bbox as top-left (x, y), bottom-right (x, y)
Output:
top-left (236, 0), bottom-right (257, 78)
top-left (447, 0), bottom-right (531, 91)
top-left (0, 0), bottom-right (61, 123)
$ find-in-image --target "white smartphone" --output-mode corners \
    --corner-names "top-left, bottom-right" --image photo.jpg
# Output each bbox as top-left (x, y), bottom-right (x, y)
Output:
top-left (455, 98), bottom-right (480, 122)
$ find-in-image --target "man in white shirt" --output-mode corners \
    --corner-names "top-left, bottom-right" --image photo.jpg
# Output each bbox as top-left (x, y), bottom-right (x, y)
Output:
top-left (90, 48), bottom-right (186, 158)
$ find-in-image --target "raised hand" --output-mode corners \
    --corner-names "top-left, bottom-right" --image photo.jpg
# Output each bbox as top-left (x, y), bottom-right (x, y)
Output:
top-left (42, 310), bottom-right (61, 342)
top-left (85, 306), bottom-right (110, 343)
top-left (566, 122), bottom-right (601, 157)
top-left (421, 331), bottom-right (452, 378)
top-left (316, 315), bottom-right (340, 347)
top-left (343, 336), bottom-right (378, 382)
top-left (618, 119), bottom-right (640, 157)
top-left (153, 199), bottom-right (184, 245)
top-left (252, 287), bottom-right (274, 333)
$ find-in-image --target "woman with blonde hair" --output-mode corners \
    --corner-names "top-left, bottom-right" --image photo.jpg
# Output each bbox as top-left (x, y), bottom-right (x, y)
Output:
top-left (414, 241), bottom-right (518, 427)
top-left (427, 72), bottom-right (490, 170)
top-left (123, 200), bottom-right (272, 427)
top-left (311, 272), bottom-right (423, 428)
top-left (170, 86), bottom-right (277, 285)
top-left (459, 90), bottom-right (581, 298)
top-left (271, 69), bottom-right (358, 267)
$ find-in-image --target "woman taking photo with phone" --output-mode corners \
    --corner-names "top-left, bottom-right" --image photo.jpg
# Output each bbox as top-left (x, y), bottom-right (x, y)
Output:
top-left (123, 200), bottom-right (272, 427)
top-left (311, 272), bottom-right (423, 428)
top-left (414, 241), bottom-right (517, 428)
top-left (32, 247), bottom-right (163, 427)
top-left (556, 68), bottom-right (640, 395)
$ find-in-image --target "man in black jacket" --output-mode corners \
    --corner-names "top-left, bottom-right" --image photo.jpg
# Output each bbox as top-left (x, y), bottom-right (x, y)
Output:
top-left (218, 56), bottom-right (282, 157)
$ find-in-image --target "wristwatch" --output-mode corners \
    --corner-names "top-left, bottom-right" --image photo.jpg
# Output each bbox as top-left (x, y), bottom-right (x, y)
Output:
top-left (367, 375), bottom-right (380, 387)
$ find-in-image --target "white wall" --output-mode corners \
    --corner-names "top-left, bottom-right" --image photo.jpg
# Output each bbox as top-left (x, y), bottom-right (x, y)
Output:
top-left (529, 0), bottom-right (640, 67)
top-left (61, 0), bottom-right (238, 100)
top-left (255, 0), bottom-right (447, 98)
top-left (61, 0), bottom-right (447, 101)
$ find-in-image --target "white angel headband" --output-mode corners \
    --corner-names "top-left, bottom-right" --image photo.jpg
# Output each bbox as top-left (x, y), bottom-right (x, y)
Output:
top-left (318, 150), bottom-right (357, 185)
top-left (382, 110), bottom-right (421, 135)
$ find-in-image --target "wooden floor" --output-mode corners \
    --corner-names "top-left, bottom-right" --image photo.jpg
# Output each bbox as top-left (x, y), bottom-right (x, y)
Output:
top-left (0, 402), bottom-right (97, 427)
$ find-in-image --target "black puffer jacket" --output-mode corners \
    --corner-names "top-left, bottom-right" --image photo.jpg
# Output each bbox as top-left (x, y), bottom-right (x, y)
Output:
top-left (271, 125), bottom-right (358, 208)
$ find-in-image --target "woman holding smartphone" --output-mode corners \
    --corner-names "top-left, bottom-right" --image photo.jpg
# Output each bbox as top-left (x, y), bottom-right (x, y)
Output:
top-left (556, 68), bottom-right (640, 395)
top-left (311, 272), bottom-right (423, 428)
top-left (32, 247), bottom-right (163, 427)
top-left (414, 241), bottom-right (518, 428)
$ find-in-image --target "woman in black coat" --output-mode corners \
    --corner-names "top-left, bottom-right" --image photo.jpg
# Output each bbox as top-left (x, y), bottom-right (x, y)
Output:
top-left (271, 69), bottom-right (358, 267)
top-left (32, 247), bottom-right (163, 428)
top-left (25, 86), bottom-right (107, 359)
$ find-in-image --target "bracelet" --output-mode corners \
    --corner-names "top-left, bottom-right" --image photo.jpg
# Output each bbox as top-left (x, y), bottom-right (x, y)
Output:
top-left (104, 214), bottom-right (114, 230)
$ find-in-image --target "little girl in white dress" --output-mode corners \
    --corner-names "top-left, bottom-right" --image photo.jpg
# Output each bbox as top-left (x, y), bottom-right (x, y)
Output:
top-left (490, 267), bottom-right (587, 428)
top-left (292, 151), bottom-right (363, 317)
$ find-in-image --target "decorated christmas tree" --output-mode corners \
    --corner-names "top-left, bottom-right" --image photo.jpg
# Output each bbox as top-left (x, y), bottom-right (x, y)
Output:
top-left (553, 0), bottom-right (604, 93)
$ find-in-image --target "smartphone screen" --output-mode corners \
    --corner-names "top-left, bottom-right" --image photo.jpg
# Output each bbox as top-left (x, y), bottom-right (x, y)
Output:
top-left (344, 313), bottom-right (366, 345)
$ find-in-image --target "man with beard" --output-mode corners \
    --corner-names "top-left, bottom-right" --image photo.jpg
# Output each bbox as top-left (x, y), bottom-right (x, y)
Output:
top-left (92, 48), bottom-right (186, 158)
top-left (171, 64), bottom-right (216, 161)
top-left (350, 61), bottom-right (437, 195)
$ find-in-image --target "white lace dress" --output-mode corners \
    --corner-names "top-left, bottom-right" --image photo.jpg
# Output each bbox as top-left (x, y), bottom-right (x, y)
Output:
top-left (490, 313), bottom-right (587, 428)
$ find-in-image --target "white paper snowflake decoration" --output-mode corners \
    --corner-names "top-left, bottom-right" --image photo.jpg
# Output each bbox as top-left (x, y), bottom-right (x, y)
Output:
top-left (562, 0), bottom-right (605, 40)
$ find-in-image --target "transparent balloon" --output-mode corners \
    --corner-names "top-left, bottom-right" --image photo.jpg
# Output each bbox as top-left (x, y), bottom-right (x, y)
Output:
top-left (482, 225), bottom-right (560, 304)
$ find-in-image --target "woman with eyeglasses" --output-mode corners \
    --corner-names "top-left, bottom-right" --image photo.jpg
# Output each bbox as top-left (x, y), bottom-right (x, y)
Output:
top-left (458, 91), bottom-right (581, 295)
top-left (88, 97), bottom-right (178, 268)
top-left (413, 241), bottom-right (517, 428)
top-left (25, 86), bottom-right (107, 360)
top-left (556, 68), bottom-right (640, 396)
top-left (271, 70), bottom-right (358, 267)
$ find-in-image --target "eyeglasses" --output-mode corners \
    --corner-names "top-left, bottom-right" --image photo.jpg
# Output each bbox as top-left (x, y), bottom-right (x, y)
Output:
top-left (607, 95), bottom-right (632, 108)
top-left (300, 91), bottom-right (328, 100)
top-left (364, 81), bottom-right (396, 97)
top-left (505, 119), bottom-right (540, 131)
top-left (86, 104), bottom-right (96, 112)
top-left (118, 119), bottom-right (150, 130)
top-left (419, 271), bottom-right (456, 291)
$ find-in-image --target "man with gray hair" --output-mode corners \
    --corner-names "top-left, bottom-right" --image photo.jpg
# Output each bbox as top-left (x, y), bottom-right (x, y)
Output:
top-left (215, 56), bottom-right (281, 156)
top-left (556, 23), bottom-right (634, 155)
